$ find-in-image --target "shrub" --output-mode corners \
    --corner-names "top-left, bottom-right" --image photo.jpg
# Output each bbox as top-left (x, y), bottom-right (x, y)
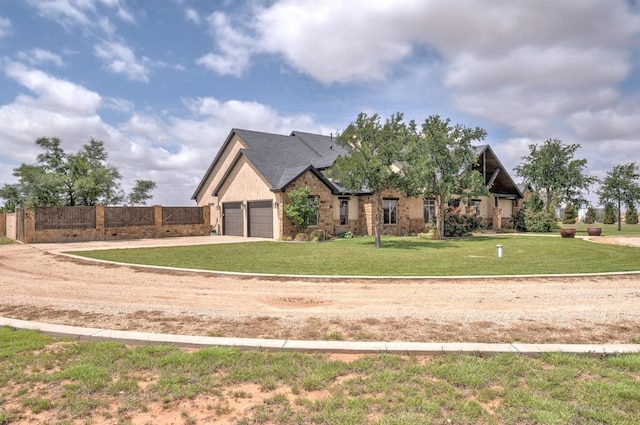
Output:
top-left (310, 230), bottom-right (327, 241)
top-left (513, 208), bottom-right (527, 232)
top-left (524, 209), bottom-right (558, 232)
top-left (584, 205), bottom-right (597, 224)
top-left (626, 203), bottom-right (638, 224)
top-left (336, 231), bottom-right (354, 239)
top-left (443, 208), bottom-right (484, 237)
top-left (284, 186), bottom-right (319, 233)
top-left (562, 203), bottom-right (576, 224)
top-left (603, 203), bottom-right (616, 224)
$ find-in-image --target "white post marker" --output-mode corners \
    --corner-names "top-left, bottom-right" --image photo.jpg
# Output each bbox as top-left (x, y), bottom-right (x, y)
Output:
top-left (496, 245), bottom-right (503, 258)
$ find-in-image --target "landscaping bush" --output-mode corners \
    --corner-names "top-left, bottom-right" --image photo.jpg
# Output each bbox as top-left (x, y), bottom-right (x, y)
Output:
top-left (524, 209), bottom-right (558, 232)
top-left (584, 205), bottom-right (597, 224)
top-left (443, 208), bottom-right (484, 237)
top-left (562, 202), bottom-right (576, 224)
top-left (603, 203), bottom-right (616, 224)
top-left (517, 191), bottom-right (558, 232)
top-left (336, 231), bottom-right (354, 239)
top-left (626, 203), bottom-right (638, 224)
top-left (513, 208), bottom-right (527, 232)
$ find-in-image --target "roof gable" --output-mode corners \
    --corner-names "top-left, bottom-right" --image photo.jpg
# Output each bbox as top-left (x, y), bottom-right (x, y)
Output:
top-left (474, 145), bottom-right (523, 198)
top-left (193, 129), bottom-right (346, 199)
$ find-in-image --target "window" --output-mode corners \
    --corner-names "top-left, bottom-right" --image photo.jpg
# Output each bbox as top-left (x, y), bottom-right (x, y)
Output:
top-left (423, 198), bottom-right (435, 224)
top-left (339, 198), bottom-right (349, 225)
top-left (307, 196), bottom-right (319, 226)
top-left (383, 199), bottom-right (398, 225)
top-left (470, 199), bottom-right (481, 215)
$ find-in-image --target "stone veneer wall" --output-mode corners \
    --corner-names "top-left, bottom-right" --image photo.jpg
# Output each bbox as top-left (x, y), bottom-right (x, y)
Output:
top-left (0, 213), bottom-right (5, 237)
top-left (22, 205), bottom-right (209, 244)
top-left (282, 173), bottom-right (433, 238)
top-left (281, 171), bottom-right (348, 238)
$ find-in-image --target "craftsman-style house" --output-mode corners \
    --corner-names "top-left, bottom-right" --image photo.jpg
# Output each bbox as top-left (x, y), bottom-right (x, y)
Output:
top-left (192, 129), bottom-right (523, 239)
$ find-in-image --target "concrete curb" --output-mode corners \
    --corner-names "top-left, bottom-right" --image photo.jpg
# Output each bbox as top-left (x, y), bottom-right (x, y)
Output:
top-left (3, 317), bottom-right (639, 357)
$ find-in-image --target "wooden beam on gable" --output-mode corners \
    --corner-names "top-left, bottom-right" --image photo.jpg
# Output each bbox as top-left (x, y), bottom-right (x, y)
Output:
top-left (487, 168), bottom-right (501, 188)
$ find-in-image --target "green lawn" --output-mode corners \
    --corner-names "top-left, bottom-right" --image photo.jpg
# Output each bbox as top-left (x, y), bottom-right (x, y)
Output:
top-left (1, 327), bottom-right (639, 424)
top-left (71, 233), bottom-right (640, 276)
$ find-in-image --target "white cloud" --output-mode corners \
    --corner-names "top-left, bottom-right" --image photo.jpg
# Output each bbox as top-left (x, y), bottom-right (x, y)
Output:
top-left (16, 48), bottom-right (65, 67)
top-left (3, 60), bottom-right (101, 115)
top-left (196, 12), bottom-right (253, 76)
top-left (254, 0), bottom-right (415, 84)
top-left (0, 16), bottom-right (12, 38)
top-left (0, 63), bottom-right (109, 178)
top-left (27, 0), bottom-right (135, 30)
top-left (185, 7), bottom-right (201, 25)
top-left (27, 0), bottom-right (93, 28)
top-left (94, 40), bottom-right (150, 82)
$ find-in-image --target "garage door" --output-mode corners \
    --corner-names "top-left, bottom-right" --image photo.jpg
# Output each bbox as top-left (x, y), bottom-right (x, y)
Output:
top-left (248, 201), bottom-right (273, 238)
top-left (222, 203), bottom-right (243, 236)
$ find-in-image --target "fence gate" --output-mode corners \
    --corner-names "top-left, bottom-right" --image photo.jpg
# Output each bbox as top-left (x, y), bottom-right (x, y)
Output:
top-left (16, 208), bottom-right (24, 243)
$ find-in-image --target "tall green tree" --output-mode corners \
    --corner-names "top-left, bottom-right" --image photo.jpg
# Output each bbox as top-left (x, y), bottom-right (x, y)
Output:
top-left (0, 137), bottom-right (156, 210)
top-left (515, 139), bottom-right (596, 213)
top-left (128, 180), bottom-right (158, 205)
top-left (333, 112), bottom-right (407, 248)
top-left (284, 186), bottom-right (319, 233)
top-left (597, 162), bottom-right (640, 231)
top-left (399, 115), bottom-right (488, 240)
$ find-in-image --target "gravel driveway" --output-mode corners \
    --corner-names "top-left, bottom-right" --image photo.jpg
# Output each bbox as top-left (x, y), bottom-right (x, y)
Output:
top-left (1, 236), bottom-right (639, 344)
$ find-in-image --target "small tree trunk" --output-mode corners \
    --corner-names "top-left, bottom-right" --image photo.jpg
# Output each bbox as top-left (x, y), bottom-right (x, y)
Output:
top-left (435, 194), bottom-right (444, 240)
top-left (374, 192), bottom-right (382, 248)
top-left (617, 199), bottom-right (622, 232)
top-left (545, 190), bottom-right (552, 214)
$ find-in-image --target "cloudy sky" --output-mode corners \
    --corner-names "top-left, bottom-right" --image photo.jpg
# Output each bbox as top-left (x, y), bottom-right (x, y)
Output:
top-left (1, 0), bottom-right (639, 206)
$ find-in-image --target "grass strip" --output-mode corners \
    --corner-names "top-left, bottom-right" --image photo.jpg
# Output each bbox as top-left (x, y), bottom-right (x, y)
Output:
top-left (1, 327), bottom-right (639, 424)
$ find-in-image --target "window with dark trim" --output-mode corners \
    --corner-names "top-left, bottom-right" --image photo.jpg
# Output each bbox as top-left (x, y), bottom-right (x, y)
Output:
top-left (339, 198), bottom-right (349, 225)
top-left (424, 198), bottom-right (435, 223)
top-left (469, 199), bottom-right (481, 215)
top-left (307, 196), bottom-right (319, 226)
top-left (383, 199), bottom-right (398, 225)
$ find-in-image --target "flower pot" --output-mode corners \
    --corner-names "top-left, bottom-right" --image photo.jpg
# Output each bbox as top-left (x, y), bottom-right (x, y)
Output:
top-left (560, 228), bottom-right (576, 238)
top-left (587, 227), bottom-right (602, 237)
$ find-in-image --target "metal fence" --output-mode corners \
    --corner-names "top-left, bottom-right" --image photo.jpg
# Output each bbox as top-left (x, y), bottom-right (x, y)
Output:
top-left (35, 206), bottom-right (96, 230)
top-left (162, 207), bottom-right (203, 225)
top-left (104, 206), bottom-right (155, 227)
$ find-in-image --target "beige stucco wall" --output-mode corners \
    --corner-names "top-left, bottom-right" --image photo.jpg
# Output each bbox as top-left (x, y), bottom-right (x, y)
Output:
top-left (498, 198), bottom-right (513, 217)
top-left (214, 156), bottom-right (278, 237)
top-left (5, 212), bottom-right (16, 240)
top-left (476, 196), bottom-right (492, 219)
top-left (195, 134), bottom-right (247, 208)
top-left (217, 157), bottom-right (274, 201)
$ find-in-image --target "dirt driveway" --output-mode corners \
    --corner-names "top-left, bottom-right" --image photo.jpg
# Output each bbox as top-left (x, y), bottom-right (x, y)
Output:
top-left (1, 236), bottom-right (640, 344)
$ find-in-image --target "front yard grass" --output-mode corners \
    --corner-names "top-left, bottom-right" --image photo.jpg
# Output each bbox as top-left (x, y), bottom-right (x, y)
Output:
top-left (71, 233), bottom-right (640, 276)
top-left (1, 327), bottom-right (639, 425)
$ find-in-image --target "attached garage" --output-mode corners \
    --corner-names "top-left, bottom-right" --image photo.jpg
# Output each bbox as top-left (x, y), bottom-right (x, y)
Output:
top-left (222, 203), bottom-right (243, 236)
top-left (248, 201), bottom-right (273, 238)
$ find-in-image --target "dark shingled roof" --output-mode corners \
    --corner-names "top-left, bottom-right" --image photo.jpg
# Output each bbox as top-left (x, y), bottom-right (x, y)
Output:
top-left (193, 128), bottom-right (523, 200)
top-left (234, 129), bottom-right (346, 190)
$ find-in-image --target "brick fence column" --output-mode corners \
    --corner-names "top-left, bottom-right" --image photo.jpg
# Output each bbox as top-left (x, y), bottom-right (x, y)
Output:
top-left (24, 209), bottom-right (36, 243)
top-left (96, 205), bottom-right (105, 240)
top-left (154, 205), bottom-right (163, 237)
